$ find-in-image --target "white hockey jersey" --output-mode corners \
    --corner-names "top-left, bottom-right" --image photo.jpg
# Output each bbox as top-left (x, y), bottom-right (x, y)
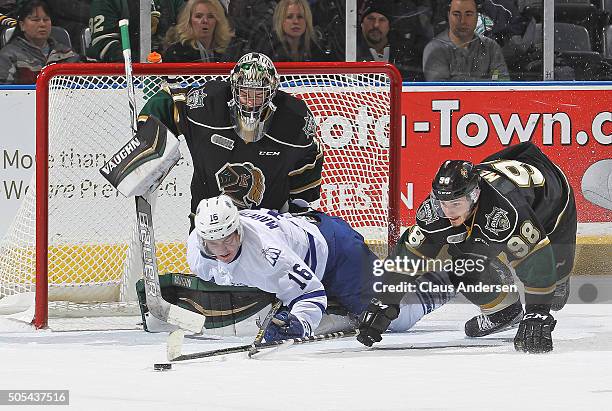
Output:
top-left (187, 209), bottom-right (329, 334)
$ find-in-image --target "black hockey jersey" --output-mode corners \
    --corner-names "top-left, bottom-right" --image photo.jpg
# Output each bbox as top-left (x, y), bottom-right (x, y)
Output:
top-left (394, 143), bottom-right (575, 306)
top-left (139, 80), bottom-right (324, 227)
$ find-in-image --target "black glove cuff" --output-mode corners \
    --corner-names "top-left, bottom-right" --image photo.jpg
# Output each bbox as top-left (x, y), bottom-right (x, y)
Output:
top-left (525, 304), bottom-right (551, 315)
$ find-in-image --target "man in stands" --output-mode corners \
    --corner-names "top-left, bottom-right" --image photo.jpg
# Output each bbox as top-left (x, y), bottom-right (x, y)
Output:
top-left (422, 0), bottom-right (509, 81)
top-left (357, 0), bottom-right (429, 81)
top-left (87, 0), bottom-right (185, 61)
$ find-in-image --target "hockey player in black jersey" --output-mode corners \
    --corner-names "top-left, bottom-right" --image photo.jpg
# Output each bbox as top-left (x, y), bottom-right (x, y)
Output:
top-left (357, 142), bottom-right (577, 353)
top-left (138, 53), bottom-right (323, 228)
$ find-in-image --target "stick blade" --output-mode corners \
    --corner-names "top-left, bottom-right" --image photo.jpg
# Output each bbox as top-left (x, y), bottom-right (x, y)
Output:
top-left (167, 329), bottom-right (185, 361)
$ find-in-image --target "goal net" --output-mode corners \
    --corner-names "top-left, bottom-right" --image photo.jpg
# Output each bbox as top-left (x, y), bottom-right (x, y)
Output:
top-left (0, 62), bottom-right (402, 329)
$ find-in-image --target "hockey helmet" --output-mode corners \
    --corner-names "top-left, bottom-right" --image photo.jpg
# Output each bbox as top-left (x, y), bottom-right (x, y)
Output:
top-left (432, 160), bottom-right (480, 201)
top-left (194, 195), bottom-right (243, 256)
top-left (431, 160), bottom-right (481, 220)
top-left (229, 53), bottom-right (280, 143)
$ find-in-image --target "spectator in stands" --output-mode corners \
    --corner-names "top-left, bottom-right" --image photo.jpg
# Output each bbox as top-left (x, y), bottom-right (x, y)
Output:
top-left (87, 0), bottom-right (185, 62)
top-left (309, 0), bottom-right (345, 60)
top-left (422, 0), bottom-right (509, 81)
top-left (0, 0), bottom-right (80, 84)
top-left (357, 0), bottom-right (430, 81)
top-left (226, 0), bottom-right (277, 52)
top-left (0, 0), bottom-right (15, 14)
top-left (46, 0), bottom-right (91, 55)
top-left (164, 0), bottom-right (240, 62)
top-left (252, 0), bottom-right (330, 62)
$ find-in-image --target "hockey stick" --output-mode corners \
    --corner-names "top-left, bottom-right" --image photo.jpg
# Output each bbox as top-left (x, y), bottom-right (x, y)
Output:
top-left (167, 330), bottom-right (358, 362)
top-left (248, 299), bottom-right (283, 357)
top-left (165, 300), bottom-right (282, 360)
top-left (118, 19), bottom-right (137, 135)
top-left (118, 19), bottom-right (205, 333)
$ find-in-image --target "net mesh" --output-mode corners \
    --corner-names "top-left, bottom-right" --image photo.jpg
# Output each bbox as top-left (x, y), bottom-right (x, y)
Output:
top-left (0, 68), bottom-right (395, 325)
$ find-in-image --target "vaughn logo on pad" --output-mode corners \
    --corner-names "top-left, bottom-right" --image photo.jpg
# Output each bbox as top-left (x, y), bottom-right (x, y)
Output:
top-left (99, 116), bottom-right (181, 197)
top-left (99, 137), bottom-right (141, 175)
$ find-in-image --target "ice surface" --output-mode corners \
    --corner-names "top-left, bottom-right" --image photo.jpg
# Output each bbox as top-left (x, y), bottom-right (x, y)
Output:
top-left (1, 300), bottom-right (611, 411)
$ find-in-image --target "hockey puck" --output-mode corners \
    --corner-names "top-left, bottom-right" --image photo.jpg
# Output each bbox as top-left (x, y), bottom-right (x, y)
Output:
top-left (154, 363), bottom-right (172, 371)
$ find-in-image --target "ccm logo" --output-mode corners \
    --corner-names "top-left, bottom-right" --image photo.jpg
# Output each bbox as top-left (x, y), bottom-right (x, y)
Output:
top-left (259, 151), bottom-right (280, 156)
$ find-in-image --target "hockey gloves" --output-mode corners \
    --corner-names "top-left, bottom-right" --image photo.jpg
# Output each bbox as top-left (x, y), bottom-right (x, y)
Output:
top-left (264, 311), bottom-right (307, 342)
top-left (356, 299), bottom-right (400, 347)
top-left (514, 310), bottom-right (557, 353)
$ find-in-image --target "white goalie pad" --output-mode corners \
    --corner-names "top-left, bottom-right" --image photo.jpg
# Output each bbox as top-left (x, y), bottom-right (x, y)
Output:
top-left (99, 116), bottom-right (182, 197)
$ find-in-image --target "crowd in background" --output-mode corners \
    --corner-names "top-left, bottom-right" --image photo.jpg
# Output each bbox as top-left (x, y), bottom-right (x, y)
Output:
top-left (0, 0), bottom-right (611, 84)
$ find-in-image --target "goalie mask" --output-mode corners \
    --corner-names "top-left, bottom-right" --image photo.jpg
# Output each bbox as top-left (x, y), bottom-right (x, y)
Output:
top-left (431, 160), bottom-right (481, 227)
top-left (194, 195), bottom-right (243, 262)
top-left (229, 53), bottom-right (280, 143)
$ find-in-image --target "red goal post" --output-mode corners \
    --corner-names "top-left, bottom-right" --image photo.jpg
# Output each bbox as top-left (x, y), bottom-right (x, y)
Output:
top-left (15, 62), bottom-right (402, 329)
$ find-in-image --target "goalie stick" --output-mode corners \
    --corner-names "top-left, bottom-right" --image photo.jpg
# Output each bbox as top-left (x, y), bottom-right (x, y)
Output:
top-left (115, 19), bottom-right (206, 333)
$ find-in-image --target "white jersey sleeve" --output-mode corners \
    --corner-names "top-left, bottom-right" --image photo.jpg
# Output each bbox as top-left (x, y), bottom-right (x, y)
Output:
top-left (186, 209), bottom-right (329, 334)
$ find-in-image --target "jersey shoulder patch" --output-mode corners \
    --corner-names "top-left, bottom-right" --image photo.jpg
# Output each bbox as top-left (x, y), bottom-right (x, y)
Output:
top-left (182, 81), bottom-right (232, 127)
top-left (415, 197), bottom-right (452, 233)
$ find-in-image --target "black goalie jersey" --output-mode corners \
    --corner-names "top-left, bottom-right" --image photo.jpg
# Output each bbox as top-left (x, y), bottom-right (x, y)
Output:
top-left (395, 143), bottom-right (577, 306)
top-left (139, 80), bottom-right (323, 227)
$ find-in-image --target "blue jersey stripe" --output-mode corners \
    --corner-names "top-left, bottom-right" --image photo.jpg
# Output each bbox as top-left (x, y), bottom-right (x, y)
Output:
top-left (289, 290), bottom-right (326, 310)
top-left (306, 232), bottom-right (317, 271)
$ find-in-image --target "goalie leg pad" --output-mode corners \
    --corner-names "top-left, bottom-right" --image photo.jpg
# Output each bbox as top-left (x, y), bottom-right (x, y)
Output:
top-left (136, 274), bottom-right (276, 336)
top-left (99, 116), bottom-right (181, 197)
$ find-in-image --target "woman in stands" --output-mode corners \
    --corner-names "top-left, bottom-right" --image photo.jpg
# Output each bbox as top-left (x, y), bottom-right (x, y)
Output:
top-left (164, 0), bottom-right (240, 62)
top-left (253, 0), bottom-right (330, 62)
top-left (0, 0), bottom-right (80, 84)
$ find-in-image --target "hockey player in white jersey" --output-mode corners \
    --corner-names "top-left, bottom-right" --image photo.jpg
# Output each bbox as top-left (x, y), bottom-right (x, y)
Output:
top-left (187, 195), bottom-right (452, 342)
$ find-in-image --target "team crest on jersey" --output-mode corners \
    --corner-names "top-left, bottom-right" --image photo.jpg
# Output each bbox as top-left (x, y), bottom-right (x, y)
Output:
top-left (416, 199), bottom-right (439, 225)
top-left (215, 162), bottom-right (266, 208)
top-left (186, 88), bottom-right (207, 109)
top-left (302, 110), bottom-right (317, 140)
top-left (211, 134), bottom-right (235, 150)
top-left (262, 247), bottom-right (282, 267)
top-left (485, 206), bottom-right (511, 235)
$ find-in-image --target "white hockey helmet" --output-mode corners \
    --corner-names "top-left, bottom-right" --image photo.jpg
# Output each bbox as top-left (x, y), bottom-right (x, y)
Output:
top-left (194, 195), bottom-right (243, 241)
top-left (229, 52), bottom-right (279, 142)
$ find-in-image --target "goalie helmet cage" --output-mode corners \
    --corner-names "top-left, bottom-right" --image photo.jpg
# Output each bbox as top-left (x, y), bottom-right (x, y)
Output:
top-left (3, 62), bottom-right (402, 329)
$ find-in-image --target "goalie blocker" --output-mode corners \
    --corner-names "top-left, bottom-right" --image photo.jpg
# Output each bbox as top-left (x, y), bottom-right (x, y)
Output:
top-left (99, 116), bottom-right (181, 197)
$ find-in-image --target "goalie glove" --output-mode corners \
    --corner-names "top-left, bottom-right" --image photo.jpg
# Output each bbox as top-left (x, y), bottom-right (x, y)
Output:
top-left (99, 116), bottom-right (181, 197)
top-left (356, 299), bottom-right (399, 347)
top-left (514, 309), bottom-right (557, 353)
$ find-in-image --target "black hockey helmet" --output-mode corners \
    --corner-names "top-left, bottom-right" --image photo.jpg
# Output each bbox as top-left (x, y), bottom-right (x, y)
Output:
top-left (431, 160), bottom-right (480, 201)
